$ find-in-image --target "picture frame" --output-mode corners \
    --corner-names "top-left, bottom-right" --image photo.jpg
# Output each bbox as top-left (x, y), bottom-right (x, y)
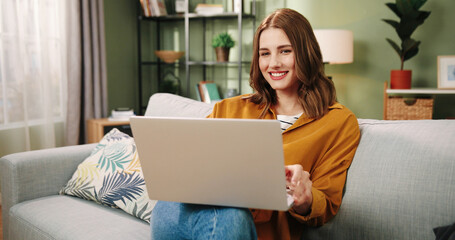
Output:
top-left (437, 55), bottom-right (455, 89)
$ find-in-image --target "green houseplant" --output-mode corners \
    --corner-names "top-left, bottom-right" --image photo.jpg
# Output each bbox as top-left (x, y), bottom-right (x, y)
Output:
top-left (212, 32), bottom-right (235, 62)
top-left (383, 0), bottom-right (431, 89)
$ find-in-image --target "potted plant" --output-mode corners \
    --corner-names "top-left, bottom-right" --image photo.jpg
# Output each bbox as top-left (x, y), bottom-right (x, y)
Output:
top-left (383, 0), bottom-right (431, 89)
top-left (212, 32), bottom-right (235, 62)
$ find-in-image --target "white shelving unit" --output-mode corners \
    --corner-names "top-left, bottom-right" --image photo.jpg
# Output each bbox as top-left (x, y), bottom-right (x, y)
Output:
top-left (386, 88), bottom-right (455, 94)
top-left (137, 1), bottom-right (256, 115)
top-left (383, 82), bottom-right (455, 120)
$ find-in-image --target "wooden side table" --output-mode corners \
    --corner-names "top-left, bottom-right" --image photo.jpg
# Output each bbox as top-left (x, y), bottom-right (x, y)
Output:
top-left (86, 118), bottom-right (131, 143)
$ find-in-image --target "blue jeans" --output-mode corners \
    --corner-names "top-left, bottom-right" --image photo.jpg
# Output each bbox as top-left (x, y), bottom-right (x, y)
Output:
top-left (150, 201), bottom-right (257, 240)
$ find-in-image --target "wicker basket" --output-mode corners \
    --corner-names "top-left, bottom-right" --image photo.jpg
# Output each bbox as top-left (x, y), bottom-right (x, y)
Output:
top-left (386, 96), bottom-right (434, 120)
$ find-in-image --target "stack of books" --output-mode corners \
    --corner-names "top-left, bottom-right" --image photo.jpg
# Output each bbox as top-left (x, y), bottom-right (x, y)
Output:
top-left (195, 4), bottom-right (223, 15)
top-left (140, 0), bottom-right (167, 17)
top-left (196, 81), bottom-right (222, 104)
top-left (109, 108), bottom-right (135, 121)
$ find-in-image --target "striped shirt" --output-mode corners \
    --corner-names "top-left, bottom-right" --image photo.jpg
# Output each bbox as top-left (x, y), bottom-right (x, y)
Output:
top-left (277, 113), bottom-right (303, 132)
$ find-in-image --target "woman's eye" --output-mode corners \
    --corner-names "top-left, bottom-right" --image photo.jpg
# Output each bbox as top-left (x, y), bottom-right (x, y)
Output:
top-left (281, 49), bottom-right (292, 54)
top-left (260, 52), bottom-right (270, 56)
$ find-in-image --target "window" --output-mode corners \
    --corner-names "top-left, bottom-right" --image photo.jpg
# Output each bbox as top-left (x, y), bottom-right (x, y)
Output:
top-left (0, 0), bottom-right (67, 130)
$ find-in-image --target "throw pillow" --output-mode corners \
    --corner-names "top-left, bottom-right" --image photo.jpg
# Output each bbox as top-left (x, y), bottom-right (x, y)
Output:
top-left (60, 128), bottom-right (156, 222)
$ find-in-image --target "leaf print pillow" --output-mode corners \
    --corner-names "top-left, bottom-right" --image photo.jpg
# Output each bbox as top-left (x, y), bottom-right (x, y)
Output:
top-left (60, 128), bottom-right (156, 223)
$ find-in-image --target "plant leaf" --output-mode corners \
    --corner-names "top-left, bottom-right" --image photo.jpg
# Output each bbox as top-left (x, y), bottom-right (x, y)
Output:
top-left (132, 202), bottom-right (152, 222)
top-left (61, 177), bottom-right (98, 203)
top-left (76, 161), bottom-right (99, 183)
top-left (385, 3), bottom-right (401, 18)
top-left (212, 32), bottom-right (235, 48)
top-left (123, 150), bottom-right (142, 174)
top-left (416, 10), bottom-right (431, 24)
top-left (98, 141), bottom-right (133, 172)
top-left (410, 0), bottom-right (427, 10)
top-left (397, 0), bottom-right (418, 18)
top-left (402, 38), bottom-right (420, 61)
top-left (383, 19), bottom-right (399, 30)
top-left (386, 38), bottom-right (402, 57)
top-left (397, 11), bottom-right (430, 39)
top-left (97, 172), bottom-right (145, 206)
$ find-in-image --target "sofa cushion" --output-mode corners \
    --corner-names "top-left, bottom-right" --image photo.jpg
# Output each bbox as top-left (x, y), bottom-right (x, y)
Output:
top-left (9, 195), bottom-right (150, 240)
top-left (302, 119), bottom-right (455, 239)
top-left (60, 128), bottom-right (156, 223)
top-left (145, 93), bottom-right (213, 118)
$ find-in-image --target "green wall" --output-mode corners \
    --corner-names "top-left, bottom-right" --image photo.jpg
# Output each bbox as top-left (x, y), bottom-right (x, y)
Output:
top-left (104, 0), bottom-right (455, 119)
top-left (104, 0), bottom-right (139, 113)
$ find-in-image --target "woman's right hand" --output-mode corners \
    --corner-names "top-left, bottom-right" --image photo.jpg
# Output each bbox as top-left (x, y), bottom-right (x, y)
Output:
top-left (285, 164), bottom-right (313, 216)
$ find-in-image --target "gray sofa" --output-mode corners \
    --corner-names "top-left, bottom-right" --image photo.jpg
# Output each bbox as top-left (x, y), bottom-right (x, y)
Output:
top-left (1, 93), bottom-right (454, 240)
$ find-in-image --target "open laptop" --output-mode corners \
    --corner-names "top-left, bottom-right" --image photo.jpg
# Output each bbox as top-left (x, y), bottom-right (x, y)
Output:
top-left (130, 116), bottom-right (293, 211)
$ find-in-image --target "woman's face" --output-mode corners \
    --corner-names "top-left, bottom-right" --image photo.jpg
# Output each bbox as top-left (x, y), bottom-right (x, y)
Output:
top-left (258, 27), bottom-right (299, 96)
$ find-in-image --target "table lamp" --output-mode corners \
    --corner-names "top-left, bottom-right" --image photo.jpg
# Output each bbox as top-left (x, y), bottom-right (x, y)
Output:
top-left (314, 29), bottom-right (354, 65)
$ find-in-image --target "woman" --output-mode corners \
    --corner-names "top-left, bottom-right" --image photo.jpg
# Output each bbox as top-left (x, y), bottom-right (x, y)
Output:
top-left (151, 8), bottom-right (360, 240)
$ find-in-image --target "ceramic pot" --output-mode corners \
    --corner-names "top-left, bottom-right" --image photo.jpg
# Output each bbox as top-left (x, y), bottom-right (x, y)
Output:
top-left (215, 47), bottom-right (230, 62)
top-left (390, 70), bottom-right (412, 89)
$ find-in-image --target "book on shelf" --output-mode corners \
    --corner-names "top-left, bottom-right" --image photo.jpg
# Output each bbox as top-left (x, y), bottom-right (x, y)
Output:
top-left (152, 0), bottom-right (168, 16)
top-left (140, 0), bottom-right (153, 17)
top-left (195, 3), bottom-right (224, 15)
top-left (140, 0), bottom-right (167, 17)
top-left (196, 81), bottom-right (221, 104)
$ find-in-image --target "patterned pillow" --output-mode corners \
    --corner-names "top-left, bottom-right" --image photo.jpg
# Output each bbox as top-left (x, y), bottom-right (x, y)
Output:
top-left (60, 128), bottom-right (156, 222)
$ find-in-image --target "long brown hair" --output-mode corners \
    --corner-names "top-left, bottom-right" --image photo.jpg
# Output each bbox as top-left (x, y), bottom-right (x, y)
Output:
top-left (248, 8), bottom-right (336, 119)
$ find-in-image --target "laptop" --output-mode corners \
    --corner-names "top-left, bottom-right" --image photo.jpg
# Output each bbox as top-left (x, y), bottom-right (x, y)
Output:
top-left (130, 116), bottom-right (293, 211)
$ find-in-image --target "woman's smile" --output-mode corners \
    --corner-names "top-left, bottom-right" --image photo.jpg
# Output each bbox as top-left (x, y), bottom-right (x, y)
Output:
top-left (269, 71), bottom-right (289, 80)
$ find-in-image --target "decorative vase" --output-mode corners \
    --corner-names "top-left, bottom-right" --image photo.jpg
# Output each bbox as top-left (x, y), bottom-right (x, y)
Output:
top-left (390, 70), bottom-right (412, 89)
top-left (215, 47), bottom-right (230, 62)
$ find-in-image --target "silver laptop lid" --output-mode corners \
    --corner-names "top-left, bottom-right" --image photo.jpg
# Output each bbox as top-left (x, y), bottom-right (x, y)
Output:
top-left (131, 116), bottom-right (291, 211)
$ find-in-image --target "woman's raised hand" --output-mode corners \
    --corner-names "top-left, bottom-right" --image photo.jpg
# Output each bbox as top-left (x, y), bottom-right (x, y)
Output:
top-left (285, 164), bottom-right (313, 215)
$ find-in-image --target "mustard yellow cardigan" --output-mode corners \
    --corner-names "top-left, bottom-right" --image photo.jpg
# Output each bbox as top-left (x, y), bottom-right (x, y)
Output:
top-left (208, 95), bottom-right (360, 240)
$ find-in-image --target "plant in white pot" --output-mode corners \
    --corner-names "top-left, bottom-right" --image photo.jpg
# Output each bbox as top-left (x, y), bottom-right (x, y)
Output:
top-left (212, 32), bottom-right (235, 62)
top-left (383, 0), bottom-right (431, 89)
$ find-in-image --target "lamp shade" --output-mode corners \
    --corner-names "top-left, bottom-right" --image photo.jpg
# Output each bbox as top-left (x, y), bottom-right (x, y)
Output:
top-left (314, 29), bottom-right (353, 64)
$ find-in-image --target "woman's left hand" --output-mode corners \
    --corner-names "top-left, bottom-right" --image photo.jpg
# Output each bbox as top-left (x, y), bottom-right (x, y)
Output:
top-left (285, 164), bottom-right (313, 215)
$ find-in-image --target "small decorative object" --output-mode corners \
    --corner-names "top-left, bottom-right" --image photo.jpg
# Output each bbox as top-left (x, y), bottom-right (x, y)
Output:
top-left (382, 0), bottom-right (431, 89)
top-left (109, 108), bottom-right (135, 121)
top-left (155, 50), bottom-right (184, 63)
top-left (212, 32), bottom-right (235, 62)
top-left (232, 0), bottom-right (243, 13)
top-left (159, 70), bottom-right (181, 94)
top-left (175, 0), bottom-right (185, 13)
top-left (195, 3), bottom-right (223, 15)
top-left (437, 55), bottom-right (455, 89)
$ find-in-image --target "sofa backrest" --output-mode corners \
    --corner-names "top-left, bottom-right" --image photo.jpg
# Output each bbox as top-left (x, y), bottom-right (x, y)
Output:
top-left (302, 119), bottom-right (455, 240)
top-left (145, 94), bottom-right (455, 239)
top-left (145, 93), bottom-right (213, 118)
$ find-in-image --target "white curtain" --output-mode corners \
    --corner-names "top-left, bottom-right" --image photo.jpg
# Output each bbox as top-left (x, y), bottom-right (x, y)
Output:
top-left (0, 0), bottom-right (74, 152)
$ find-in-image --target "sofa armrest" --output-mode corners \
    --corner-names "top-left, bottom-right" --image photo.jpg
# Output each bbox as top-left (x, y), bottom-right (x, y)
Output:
top-left (0, 143), bottom-right (96, 238)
